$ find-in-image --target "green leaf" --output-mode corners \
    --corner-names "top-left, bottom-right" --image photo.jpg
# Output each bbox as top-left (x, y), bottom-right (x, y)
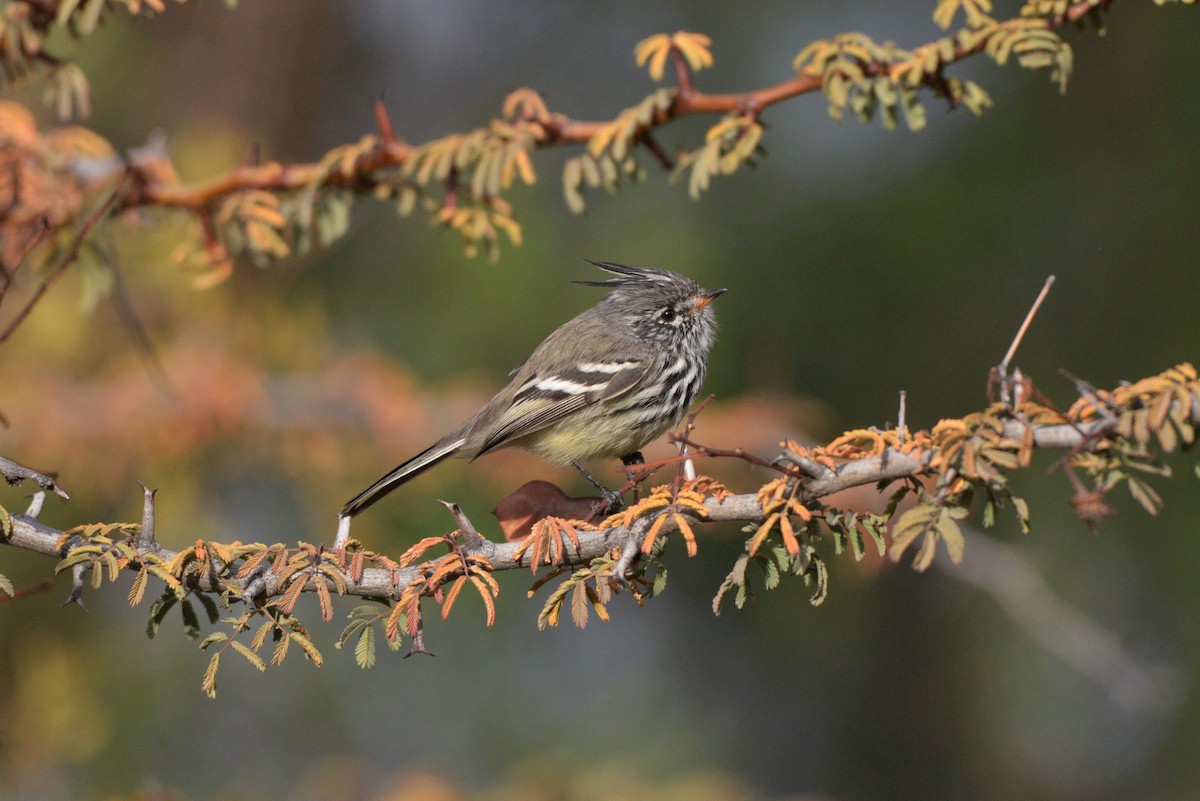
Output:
top-left (1012, 496), bottom-right (1031, 534)
top-left (202, 652), bottom-right (220, 698)
top-left (198, 631), bottom-right (228, 651)
top-left (936, 513), bottom-right (966, 564)
top-left (336, 618), bottom-right (370, 649)
top-left (181, 599), bottom-right (202, 640)
top-left (146, 591), bottom-right (179, 639)
top-left (762, 556), bottom-right (781, 590)
top-left (1127, 477), bottom-right (1163, 516)
top-left (231, 640), bottom-right (267, 672)
top-left (651, 565), bottom-right (668, 597)
top-left (195, 591), bottom-right (221, 624)
top-left (806, 549), bottom-right (829, 606)
top-left (355, 623), bottom-right (377, 669)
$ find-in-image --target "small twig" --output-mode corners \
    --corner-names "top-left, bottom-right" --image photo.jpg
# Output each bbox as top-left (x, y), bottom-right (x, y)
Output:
top-left (943, 523), bottom-right (1178, 712)
top-left (0, 578), bottom-right (54, 604)
top-left (670, 46), bottom-right (696, 97)
top-left (0, 215), bottom-right (51, 297)
top-left (26, 490), bottom-right (45, 519)
top-left (137, 482), bottom-right (158, 551)
top-left (640, 131), bottom-right (674, 170)
top-left (333, 515), bottom-right (353, 549)
top-left (669, 433), bottom-right (805, 479)
top-left (438, 500), bottom-right (487, 551)
top-left (1059, 368), bottom-right (1118, 425)
top-left (675, 394), bottom-right (716, 484)
top-left (897, 390), bottom-right (907, 444)
top-left (994, 275), bottom-right (1056, 403)
top-left (773, 452), bottom-right (834, 481)
top-left (373, 98), bottom-right (403, 146)
top-left (105, 246), bottom-right (178, 400)
top-left (0, 172), bottom-right (129, 344)
top-left (0, 454), bottom-right (69, 500)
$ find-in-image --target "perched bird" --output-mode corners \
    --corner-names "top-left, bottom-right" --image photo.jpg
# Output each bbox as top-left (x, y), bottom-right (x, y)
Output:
top-left (340, 261), bottom-right (725, 518)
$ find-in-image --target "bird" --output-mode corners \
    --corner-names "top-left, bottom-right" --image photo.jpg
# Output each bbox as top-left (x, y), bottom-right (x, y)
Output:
top-left (339, 260), bottom-right (725, 519)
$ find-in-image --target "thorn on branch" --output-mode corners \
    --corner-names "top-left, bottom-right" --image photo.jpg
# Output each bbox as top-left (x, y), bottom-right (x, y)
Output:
top-left (1059, 368), bottom-right (1118, 425)
top-left (404, 621), bottom-right (433, 658)
top-left (373, 98), bottom-right (401, 146)
top-left (62, 563), bottom-right (87, 610)
top-left (240, 143), bottom-right (261, 168)
top-left (438, 500), bottom-right (487, 551)
top-left (137, 481), bottom-right (158, 551)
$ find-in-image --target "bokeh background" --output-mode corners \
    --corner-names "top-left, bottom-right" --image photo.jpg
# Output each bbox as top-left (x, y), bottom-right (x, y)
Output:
top-left (2, 2), bottom-right (1199, 800)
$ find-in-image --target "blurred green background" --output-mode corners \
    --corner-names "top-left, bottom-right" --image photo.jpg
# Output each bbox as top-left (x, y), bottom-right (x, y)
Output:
top-left (2, 2), bottom-right (1199, 800)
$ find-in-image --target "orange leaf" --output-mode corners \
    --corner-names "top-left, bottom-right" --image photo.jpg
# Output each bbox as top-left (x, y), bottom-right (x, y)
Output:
top-left (469, 575), bottom-right (497, 627)
top-left (779, 514), bottom-right (800, 555)
top-left (641, 511), bottom-right (672, 554)
top-left (673, 513), bottom-right (698, 557)
top-left (441, 576), bottom-right (466, 620)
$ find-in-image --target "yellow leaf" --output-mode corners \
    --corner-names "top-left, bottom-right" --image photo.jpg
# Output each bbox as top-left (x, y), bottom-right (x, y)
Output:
top-left (673, 32), bottom-right (714, 71)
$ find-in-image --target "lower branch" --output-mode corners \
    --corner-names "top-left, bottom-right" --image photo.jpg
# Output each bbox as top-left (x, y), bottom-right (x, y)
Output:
top-left (0, 417), bottom-right (1120, 601)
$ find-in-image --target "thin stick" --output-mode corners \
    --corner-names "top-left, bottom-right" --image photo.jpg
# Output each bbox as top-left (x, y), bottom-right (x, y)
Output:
top-left (897, 390), bottom-right (908, 443)
top-left (999, 275), bottom-right (1056, 376)
top-left (0, 216), bottom-right (51, 296)
top-left (0, 174), bottom-right (128, 344)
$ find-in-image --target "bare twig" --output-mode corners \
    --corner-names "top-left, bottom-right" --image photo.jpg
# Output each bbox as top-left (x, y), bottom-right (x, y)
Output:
top-left (0, 173), bottom-right (129, 344)
top-left (108, 255), bottom-right (177, 399)
top-left (1000, 275), bottom-right (1056, 375)
top-left (897, 390), bottom-right (907, 444)
top-left (0, 578), bottom-right (54, 604)
top-left (670, 433), bottom-right (805, 479)
top-left (943, 525), bottom-right (1179, 712)
top-left (333, 515), bottom-right (352, 550)
top-left (26, 490), bottom-right (45, 519)
top-left (0, 216), bottom-right (51, 297)
top-left (993, 275), bottom-right (1056, 404)
top-left (0, 454), bottom-right (69, 500)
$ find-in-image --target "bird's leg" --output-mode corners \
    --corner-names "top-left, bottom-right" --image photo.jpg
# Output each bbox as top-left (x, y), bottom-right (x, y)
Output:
top-left (621, 451), bottom-right (646, 503)
top-left (571, 461), bottom-right (624, 515)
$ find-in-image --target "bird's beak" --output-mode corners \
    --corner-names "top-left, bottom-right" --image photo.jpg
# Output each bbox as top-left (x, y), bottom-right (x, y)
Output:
top-left (692, 287), bottom-right (726, 311)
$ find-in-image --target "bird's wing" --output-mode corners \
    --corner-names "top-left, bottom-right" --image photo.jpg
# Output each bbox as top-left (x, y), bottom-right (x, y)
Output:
top-left (474, 358), bottom-right (647, 457)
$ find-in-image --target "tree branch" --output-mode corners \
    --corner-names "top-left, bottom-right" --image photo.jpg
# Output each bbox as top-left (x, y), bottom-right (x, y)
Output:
top-left (1, 418), bottom-right (1113, 602)
top-left (86, 0), bottom-right (1118, 215)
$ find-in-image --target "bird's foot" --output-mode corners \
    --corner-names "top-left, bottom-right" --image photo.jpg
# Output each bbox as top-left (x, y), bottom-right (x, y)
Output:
top-left (572, 460), bottom-right (625, 516)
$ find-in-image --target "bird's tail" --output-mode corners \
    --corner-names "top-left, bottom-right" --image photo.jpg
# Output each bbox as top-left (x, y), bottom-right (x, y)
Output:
top-left (340, 437), bottom-right (466, 518)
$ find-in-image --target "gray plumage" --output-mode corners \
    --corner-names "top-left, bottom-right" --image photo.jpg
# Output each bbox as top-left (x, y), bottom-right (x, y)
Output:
top-left (340, 261), bottom-right (723, 518)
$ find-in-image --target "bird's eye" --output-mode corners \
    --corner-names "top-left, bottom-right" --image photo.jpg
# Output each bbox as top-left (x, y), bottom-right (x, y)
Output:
top-left (658, 307), bottom-right (677, 323)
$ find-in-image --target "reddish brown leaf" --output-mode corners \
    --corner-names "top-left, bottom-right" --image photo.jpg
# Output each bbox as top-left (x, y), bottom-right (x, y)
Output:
top-left (493, 480), bottom-right (600, 541)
